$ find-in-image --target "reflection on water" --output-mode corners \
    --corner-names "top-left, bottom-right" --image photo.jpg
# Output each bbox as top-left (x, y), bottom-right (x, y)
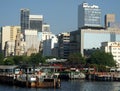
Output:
top-left (1, 80), bottom-right (120, 91)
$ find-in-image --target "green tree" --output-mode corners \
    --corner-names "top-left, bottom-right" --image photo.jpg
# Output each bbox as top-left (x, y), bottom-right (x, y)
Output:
top-left (68, 53), bottom-right (86, 65)
top-left (87, 50), bottom-right (116, 67)
top-left (30, 52), bottom-right (46, 65)
top-left (12, 56), bottom-right (30, 65)
top-left (0, 53), bottom-right (4, 65)
top-left (12, 56), bottom-right (23, 65)
top-left (4, 58), bottom-right (14, 65)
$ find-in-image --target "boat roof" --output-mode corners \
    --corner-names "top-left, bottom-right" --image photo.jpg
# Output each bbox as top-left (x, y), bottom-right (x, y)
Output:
top-left (0, 65), bottom-right (18, 69)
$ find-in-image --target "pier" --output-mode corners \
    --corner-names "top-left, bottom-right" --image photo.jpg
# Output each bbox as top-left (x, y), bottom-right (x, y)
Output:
top-left (86, 72), bottom-right (120, 81)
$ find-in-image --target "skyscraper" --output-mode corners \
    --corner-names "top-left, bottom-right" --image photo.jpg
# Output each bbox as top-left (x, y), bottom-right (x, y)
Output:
top-left (58, 32), bottom-right (70, 59)
top-left (20, 8), bottom-right (30, 33)
top-left (78, 2), bottom-right (101, 28)
top-left (105, 14), bottom-right (115, 28)
top-left (1, 26), bottom-right (20, 56)
top-left (29, 15), bottom-right (43, 32)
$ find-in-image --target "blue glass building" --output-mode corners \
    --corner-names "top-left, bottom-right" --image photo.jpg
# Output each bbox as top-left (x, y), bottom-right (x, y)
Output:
top-left (20, 9), bottom-right (30, 33)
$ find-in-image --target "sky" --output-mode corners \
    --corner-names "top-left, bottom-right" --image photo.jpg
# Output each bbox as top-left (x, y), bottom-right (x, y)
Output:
top-left (0, 0), bottom-right (120, 34)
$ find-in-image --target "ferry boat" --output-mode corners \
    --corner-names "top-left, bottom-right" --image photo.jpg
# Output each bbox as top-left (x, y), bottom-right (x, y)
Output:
top-left (15, 72), bottom-right (60, 88)
top-left (0, 65), bottom-right (61, 88)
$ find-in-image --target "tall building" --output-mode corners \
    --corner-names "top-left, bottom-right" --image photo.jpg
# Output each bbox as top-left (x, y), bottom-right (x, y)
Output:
top-left (81, 28), bottom-right (120, 55)
top-left (58, 32), bottom-right (70, 59)
top-left (101, 42), bottom-right (120, 67)
top-left (70, 28), bottom-right (120, 56)
top-left (20, 9), bottom-right (30, 33)
top-left (105, 14), bottom-right (115, 28)
top-left (4, 41), bottom-right (15, 56)
top-left (24, 29), bottom-right (39, 55)
top-left (14, 32), bottom-right (26, 56)
top-left (78, 2), bottom-right (101, 28)
top-left (1, 26), bottom-right (20, 53)
top-left (70, 30), bottom-right (79, 54)
top-left (43, 34), bottom-right (58, 57)
top-left (29, 15), bottom-right (43, 32)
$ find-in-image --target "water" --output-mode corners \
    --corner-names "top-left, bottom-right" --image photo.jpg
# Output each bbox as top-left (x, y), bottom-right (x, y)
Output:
top-left (1, 80), bottom-right (120, 91)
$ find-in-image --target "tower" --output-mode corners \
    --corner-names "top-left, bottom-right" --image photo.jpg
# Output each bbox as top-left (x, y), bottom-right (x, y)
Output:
top-left (20, 8), bottom-right (30, 33)
top-left (78, 2), bottom-right (101, 28)
top-left (14, 32), bottom-right (21, 56)
top-left (29, 15), bottom-right (43, 32)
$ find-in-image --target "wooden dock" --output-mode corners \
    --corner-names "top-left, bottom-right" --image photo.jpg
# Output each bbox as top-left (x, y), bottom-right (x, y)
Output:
top-left (86, 72), bottom-right (120, 81)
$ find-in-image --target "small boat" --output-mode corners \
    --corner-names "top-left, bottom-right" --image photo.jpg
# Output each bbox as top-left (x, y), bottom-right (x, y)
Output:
top-left (67, 68), bottom-right (86, 80)
top-left (15, 72), bottom-right (60, 88)
top-left (69, 71), bottom-right (86, 80)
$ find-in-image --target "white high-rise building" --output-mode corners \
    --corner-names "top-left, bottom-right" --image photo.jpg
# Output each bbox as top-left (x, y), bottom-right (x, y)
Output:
top-left (24, 29), bottom-right (39, 53)
top-left (78, 2), bottom-right (101, 28)
top-left (39, 31), bottom-right (52, 52)
top-left (101, 42), bottom-right (120, 67)
top-left (43, 34), bottom-right (58, 57)
top-left (5, 41), bottom-right (15, 56)
top-left (1, 26), bottom-right (20, 52)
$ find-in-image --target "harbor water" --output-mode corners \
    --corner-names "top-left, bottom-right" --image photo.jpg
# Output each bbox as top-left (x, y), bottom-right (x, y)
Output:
top-left (1, 80), bottom-right (120, 91)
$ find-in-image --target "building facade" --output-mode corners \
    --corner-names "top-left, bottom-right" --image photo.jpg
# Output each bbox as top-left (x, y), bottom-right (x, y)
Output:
top-left (14, 32), bottom-right (26, 56)
top-left (40, 31), bottom-right (52, 56)
top-left (105, 14), bottom-right (115, 28)
top-left (1, 26), bottom-right (20, 55)
top-left (20, 9), bottom-right (30, 33)
top-left (43, 34), bottom-right (58, 57)
top-left (29, 15), bottom-right (43, 32)
top-left (78, 2), bottom-right (101, 28)
top-left (81, 28), bottom-right (120, 55)
top-left (4, 41), bottom-right (15, 56)
top-left (70, 28), bottom-right (120, 56)
top-left (70, 30), bottom-right (80, 54)
top-left (24, 29), bottom-right (39, 55)
top-left (58, 32), bottom-right (70, 59)
top-left (101, 42), bottom-right (120, 67)
top-left (42, 23), bottom-right (50, 32)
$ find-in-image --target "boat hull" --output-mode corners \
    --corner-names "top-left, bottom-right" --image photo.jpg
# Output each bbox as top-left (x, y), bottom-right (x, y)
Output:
top-left (15, 78), bottom-right (60, 88)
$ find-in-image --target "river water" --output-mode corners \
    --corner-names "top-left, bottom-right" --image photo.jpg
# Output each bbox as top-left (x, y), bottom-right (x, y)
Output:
top-left (1, 80), bottom-right (120, 91)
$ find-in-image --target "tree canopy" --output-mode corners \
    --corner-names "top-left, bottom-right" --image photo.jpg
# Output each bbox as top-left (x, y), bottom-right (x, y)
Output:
top-left (68, 53), bottom-right (86, 65)
top-left (0, 53), bottom-right (4, 65)
top-left (29, 52), bottom-right (46, 65)
top-left (87, 50), bottom-right (116, 67)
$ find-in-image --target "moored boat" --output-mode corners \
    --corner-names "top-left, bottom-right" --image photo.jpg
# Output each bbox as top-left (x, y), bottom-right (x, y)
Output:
top-left (15, 73), bottom-right (60, 88)
top-left (0, 65), bottom-right (61, 88)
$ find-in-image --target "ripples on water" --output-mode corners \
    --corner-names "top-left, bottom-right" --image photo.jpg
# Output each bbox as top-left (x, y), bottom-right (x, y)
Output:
top-left (1, 80), bottom-right (120, 91)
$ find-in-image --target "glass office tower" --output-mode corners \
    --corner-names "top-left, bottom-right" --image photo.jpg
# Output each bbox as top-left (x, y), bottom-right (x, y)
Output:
top-left (20, 9), bottom-right (30, 33)
top-left (78, 3), bottom-right (101, 28)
